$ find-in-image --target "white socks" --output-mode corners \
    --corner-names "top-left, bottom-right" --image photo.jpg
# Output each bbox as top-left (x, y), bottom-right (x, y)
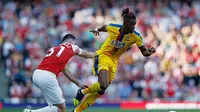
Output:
top-left (31, 106), bottom-right (58, 112)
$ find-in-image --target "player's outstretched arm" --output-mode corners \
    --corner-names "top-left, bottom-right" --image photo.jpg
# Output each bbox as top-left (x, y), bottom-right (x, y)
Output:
top-left (73, 45), bottom-right (95, 59)
top-left (139, 45), bottom-right (156, 57)
top-left (77, 50), bottom-right (95, 59)
top-left (62, 68), bottom-right (88, 89)
top-left (90, 25), bottom-right (107, 36)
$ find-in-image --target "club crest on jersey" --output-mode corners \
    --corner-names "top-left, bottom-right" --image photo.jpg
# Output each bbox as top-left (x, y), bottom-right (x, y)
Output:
top-left (125, 36), bottom-right (130, 41)
top-left (111, 40), bottom-right (125, 48)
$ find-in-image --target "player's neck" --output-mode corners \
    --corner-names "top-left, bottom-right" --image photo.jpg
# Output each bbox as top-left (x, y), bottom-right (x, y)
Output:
top-left (61, 42), bottom-right (70, 45)
top-left (121, 26), bottom-right (131, 34)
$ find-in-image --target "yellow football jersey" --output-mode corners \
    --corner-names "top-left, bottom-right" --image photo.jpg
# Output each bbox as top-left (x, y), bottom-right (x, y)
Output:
top-left (96, 23), bottom-right (144, 59)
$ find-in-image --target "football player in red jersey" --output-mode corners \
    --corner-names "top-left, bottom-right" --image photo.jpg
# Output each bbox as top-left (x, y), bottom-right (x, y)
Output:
top-left (24, 34), bottom-right (95, 112)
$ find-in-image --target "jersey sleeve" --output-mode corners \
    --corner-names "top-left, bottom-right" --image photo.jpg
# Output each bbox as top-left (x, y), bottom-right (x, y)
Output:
top-left (72, 45), bottom-right (83, 55)
top-left (133, 30), bottom-right (144, 47)
top-left (106, 24), bottom-right (112, 32)
top-left (106, 23), bottom-right (122, 32)
top-left (136, 36), bottom-right (144, 47)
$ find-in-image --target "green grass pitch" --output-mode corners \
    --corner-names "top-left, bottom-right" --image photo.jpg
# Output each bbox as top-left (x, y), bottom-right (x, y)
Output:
top-left (0, 107), bottom-right (200, 112)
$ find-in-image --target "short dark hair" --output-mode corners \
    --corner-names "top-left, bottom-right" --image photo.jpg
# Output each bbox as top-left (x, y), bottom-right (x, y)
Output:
top-left (122, 8), bottom-right (136, 24)
top-left (61, 34), bottom-right (76, 43)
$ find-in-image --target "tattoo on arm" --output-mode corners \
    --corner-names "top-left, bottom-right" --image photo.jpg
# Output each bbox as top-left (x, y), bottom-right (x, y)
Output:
top-left (78, 50), bottom-right (95, 58)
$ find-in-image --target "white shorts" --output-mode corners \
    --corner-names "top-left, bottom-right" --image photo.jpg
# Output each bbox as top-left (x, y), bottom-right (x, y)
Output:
top-left (32, 69), bottom-right (65, 105)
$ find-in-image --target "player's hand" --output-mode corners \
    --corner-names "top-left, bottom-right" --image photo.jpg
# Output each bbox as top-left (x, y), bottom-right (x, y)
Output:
top-left (91, 52), bottom-right (96, 58)
top-left (90, 30), bottom-right (100, 36)
top-left (77, 83), bottom-right (88, 89)
top-left (148, 47), bottom-right (156, 54)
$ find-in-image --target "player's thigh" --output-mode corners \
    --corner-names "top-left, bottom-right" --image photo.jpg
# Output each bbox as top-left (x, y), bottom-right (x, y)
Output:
top-left (109, 65), bottom-right (117, 83)
top-left (92, 55), bottom-right (103, 76)
top-left (92, 54), bottom-right (113, 75)
top-left (32, 70), bottom-right (65, 105)
top-left (32, 70), bottom-right (53, 90)
top-left (42, 77), bottom-right (65, 105)
top-left (98, 69), bottom-right (110, 87)
top-left (93, 55), bottom-right (112, 88)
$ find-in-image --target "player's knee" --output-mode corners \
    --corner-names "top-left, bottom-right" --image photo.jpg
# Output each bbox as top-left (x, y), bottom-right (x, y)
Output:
top-left (98, 70), bottom-right (109, 90)
top-left (100, 83), bottom-right (109, 90)
top-left (99, 82), bottom-right (111, 94)
top-left (58, 106), bottom-right (66, 112)
top-left (56, 104), bottom-right (66, 112)
top-left (98, 90), bottom-right (105, 95)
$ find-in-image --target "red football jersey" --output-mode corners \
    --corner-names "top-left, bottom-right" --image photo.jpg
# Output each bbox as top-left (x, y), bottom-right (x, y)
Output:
top-left (37, 43), bottom-right (82, 76)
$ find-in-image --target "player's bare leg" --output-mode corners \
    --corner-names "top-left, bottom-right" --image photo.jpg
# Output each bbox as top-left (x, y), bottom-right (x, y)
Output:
top-left (98, 70), bottom-right (110, 91)
top-left (73, 93), bottom-right (100, 112)
top-left (73, 70), bottom-right (110, 112)
top-left (54, 103), bottom-right (67, 112)
top-left (74, 69), bottom-right (110, 105)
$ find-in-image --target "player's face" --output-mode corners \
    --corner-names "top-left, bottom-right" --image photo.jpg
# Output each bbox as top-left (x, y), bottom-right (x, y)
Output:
top-left (66, 38), bottom-right (76, 45)
top-left (123, 19), bottom-right (136, 32)
top-left (71, 39), bottom-right (76, 45)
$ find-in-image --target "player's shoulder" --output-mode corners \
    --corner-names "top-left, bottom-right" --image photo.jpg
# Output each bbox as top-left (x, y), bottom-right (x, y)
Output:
top-left (107, 23), bottom-right (122, 28)
top-left (71, 44), bottom-right (79, 49)
top-left (132, 30), bottom-right (143, 39)
top-left (60, 43), bottom-right (82, 53)
top-left (69, 44), bottom-right (82, 51)
top-left (133, 30), bottom-right (141, 36)
top-left (60, 43), bottom-right (73, 47)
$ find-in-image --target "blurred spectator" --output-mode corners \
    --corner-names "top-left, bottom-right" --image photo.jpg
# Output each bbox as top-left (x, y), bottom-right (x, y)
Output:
top-left (23, 80), bottom-right (32, 99)
top-left (10, 81), bottom-right (23, 103)
top-left (119, 81), bottom-right (132, 100)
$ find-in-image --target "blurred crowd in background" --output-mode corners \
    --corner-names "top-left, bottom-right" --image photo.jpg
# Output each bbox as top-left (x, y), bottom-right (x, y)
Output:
top-left (0, 0), bottom-right (200, 104)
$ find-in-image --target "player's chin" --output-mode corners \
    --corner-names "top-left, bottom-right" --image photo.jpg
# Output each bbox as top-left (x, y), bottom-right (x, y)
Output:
top-left (128, 28), bottom-right (134, 32)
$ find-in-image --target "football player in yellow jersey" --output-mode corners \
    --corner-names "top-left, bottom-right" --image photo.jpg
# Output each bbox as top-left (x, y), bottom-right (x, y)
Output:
top-left (72, 8), bottom-right (156, 112)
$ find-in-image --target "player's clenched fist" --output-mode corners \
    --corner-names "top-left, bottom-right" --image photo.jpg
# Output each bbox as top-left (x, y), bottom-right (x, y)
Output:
top-left (148, 47), bottom-right (156, 54)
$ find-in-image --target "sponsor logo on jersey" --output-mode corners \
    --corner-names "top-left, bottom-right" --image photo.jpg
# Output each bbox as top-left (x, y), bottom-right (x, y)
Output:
top-left (111, 40), bottom-right (125, 48)
top-left (125, 36), bottom-right (130, 41)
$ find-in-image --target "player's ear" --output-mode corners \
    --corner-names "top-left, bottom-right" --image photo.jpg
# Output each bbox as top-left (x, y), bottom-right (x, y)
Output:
top-left (72, 39), bottom-right (77, 45)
